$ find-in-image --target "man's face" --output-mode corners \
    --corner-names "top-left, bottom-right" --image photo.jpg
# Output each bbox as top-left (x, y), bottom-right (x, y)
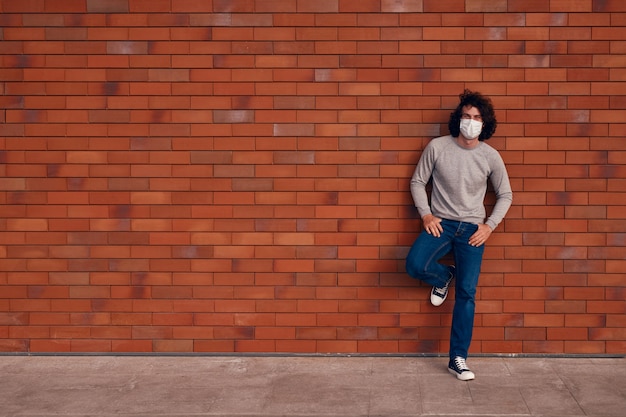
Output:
top-left (459, 105), bottom-right (484, 141)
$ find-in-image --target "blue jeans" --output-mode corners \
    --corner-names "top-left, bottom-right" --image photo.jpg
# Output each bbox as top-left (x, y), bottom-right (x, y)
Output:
top-left (405, 219), bottom-right (485, 360)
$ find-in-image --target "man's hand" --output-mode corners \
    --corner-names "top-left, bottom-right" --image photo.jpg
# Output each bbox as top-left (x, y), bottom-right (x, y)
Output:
top-left (469, 224), bottom-right (492, 247)
top-left (422, 214), bottom-right (443, 237)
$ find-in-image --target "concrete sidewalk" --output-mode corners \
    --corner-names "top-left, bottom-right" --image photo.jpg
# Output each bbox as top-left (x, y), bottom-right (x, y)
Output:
top-left (1, 355), bottom-right (625, 416)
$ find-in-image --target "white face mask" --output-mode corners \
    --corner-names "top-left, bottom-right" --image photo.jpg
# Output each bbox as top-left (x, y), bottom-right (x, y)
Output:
top-left (460, 118), bottom-right (483, 139)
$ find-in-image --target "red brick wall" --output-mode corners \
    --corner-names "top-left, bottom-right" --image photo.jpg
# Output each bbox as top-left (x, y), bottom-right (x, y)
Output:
top-left (1, 0), bottom-right (625, 354)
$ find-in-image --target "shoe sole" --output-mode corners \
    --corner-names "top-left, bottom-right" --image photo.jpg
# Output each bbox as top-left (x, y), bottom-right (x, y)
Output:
top-left (430, 295), bottom-right (446, 306)
top-left (448, 367), bottom-right (475, 381)
top-left (430, 289), bottom-right (447, 306)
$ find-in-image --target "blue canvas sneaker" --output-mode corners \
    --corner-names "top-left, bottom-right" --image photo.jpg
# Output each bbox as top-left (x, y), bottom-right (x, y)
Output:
top-left (448, 356), bottom-right (475, 381)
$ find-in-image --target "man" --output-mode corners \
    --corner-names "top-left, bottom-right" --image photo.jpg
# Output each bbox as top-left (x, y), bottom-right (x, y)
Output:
top-left (405, 90), bottom-right (513, 380)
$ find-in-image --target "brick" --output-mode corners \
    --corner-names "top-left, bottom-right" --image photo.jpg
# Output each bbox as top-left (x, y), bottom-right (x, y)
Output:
top-left (379, 0), bottom-right (422, 12)
top-left (594, 0), bottom-right (626, 11)
top-left (421, 0), bottom-right (463, 12)
top-left (296, 0), bottom-right (338, 12)
top-left (463, 0), bottom-right (506, 12)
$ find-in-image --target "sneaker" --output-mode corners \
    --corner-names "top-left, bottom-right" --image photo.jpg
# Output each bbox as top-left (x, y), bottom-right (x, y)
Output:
top-left (430, 266), bottom-right (454, 306)
top-left (448, 356), bottom-right (475, 381)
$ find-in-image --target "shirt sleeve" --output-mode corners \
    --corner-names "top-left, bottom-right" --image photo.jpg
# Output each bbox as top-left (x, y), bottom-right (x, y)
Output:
top-left (410, 143), bottom-right (436, 219)
top-left (485, 152), bottom-right (513, 230)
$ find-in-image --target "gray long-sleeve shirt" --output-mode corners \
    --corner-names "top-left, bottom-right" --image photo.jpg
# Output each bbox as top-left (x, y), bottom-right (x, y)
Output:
top-left (410, 135), bottom-right (513, 230)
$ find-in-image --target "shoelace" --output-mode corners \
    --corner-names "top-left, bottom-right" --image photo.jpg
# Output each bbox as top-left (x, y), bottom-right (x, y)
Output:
top-left (435, 271), bottom-right (454, 295)
top-left (433, 281), bottom-right (449, 296)
top-left (453, 356), bottom-right (469, 371)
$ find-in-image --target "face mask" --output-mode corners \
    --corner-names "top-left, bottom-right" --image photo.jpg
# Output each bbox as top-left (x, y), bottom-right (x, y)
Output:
top-left (460, 118), bottom-right (483, 139)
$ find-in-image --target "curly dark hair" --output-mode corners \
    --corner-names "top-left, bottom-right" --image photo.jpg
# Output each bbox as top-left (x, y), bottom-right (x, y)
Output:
top-left (448, 89), bottom-right (497, 141)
